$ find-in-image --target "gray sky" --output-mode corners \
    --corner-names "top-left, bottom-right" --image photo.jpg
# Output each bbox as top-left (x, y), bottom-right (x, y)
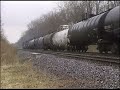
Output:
top-left (1, 1), bottom-right (59, 43)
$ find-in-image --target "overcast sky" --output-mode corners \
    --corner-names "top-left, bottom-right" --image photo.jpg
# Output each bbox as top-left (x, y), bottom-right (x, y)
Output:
top-left (1, 1), bottom-right (59, 43)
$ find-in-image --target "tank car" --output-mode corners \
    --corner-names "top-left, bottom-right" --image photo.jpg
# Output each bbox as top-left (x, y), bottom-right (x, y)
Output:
top-left (97, 6), bottom-right (120, 54)
top-left (23, 40), bottom-right (30, 49)
top-left (52, 29), bottom-right (69, 51)
top-left (27, 40), bottom-right (31, 49)
top-left (22, 42), bottom-right (26, 49)
top-left (33, 38), bottom-right (38, 49)
top-left (68, 6), bottom-right (120, 53)
top-left (22, 40), bottom-right (29, 49)
top-left (68, 13), bottom-right (103, 52)
top-left (43, 33), bottom-right (54, 50)
top-left (37, 37), bottom-right (44, 49)
top-left (22, 42), bottom-right (25, 49)
top-left (28, 39), bottom-right (35, 49)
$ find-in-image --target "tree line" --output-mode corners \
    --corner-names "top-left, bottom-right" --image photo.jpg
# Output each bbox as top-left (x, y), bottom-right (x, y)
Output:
top-left (16, 1), bottom-right (120, 48)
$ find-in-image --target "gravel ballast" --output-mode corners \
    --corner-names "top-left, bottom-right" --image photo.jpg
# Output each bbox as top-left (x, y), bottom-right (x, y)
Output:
top-left (17, 50), bottom-right (120, 89)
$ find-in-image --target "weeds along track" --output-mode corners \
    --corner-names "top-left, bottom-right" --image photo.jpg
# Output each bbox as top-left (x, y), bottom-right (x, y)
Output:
top-left (21, 49), bottom-right (120, 64)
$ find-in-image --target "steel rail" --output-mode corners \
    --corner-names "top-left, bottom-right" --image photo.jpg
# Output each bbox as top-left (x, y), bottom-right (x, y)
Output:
top-left (21, 49), bottom-right (120, 64)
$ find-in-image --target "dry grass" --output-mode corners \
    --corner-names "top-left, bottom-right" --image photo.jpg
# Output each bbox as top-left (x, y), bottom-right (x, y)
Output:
top-left (1, 38), bottom-right (79, 89)
top-left (1, 61), bottom-right (79, 89)
top-left (1, 39), bottom-right (18, 65)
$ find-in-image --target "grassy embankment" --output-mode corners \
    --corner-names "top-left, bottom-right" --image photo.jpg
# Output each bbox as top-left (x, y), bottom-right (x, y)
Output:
top-left (1, 38), bottom-right (79, 89)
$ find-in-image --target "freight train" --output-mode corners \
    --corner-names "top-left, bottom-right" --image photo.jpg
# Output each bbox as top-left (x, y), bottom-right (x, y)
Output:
top-left (22, 6), bottom-right (120, 54)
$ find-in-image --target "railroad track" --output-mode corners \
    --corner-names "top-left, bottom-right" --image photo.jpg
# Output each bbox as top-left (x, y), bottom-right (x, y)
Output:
top-left (22, 49), bottom-right (120, 64)
top-left (53, 52), bottom-right (120, 64)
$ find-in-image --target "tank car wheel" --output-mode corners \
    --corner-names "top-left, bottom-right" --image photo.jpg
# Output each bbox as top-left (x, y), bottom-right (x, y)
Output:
top-left (69, 45), bottom-right (72, 52)
top-left (78, 49), bottom-right (81, 53)
top-left (104, 51), bottom-right (108, 54)
top-left (97, 44), bottom-right (104, 54)
top-left (98, 47), bottom-right (103, 53)
top-left (99, 50), bottom-right (103, 54)
top-left (72, 46), bottom-right (75, 52)
top-left (111, 43), bottom-right (118, 54)
top-left (67, 45), bottom-right (70, 51)
top-left (84, 46), bottom-right (88, 52)
top-left (53, 48), bottom-right (57, 51)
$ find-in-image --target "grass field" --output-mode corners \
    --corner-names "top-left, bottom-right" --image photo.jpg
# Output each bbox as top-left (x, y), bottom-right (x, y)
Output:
top-left (1, 38), bottom-right (78, 89)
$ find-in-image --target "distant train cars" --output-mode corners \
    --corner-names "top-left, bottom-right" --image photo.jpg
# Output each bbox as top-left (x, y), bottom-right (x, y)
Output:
top-left (23, 6), bottom-right (120, 54)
